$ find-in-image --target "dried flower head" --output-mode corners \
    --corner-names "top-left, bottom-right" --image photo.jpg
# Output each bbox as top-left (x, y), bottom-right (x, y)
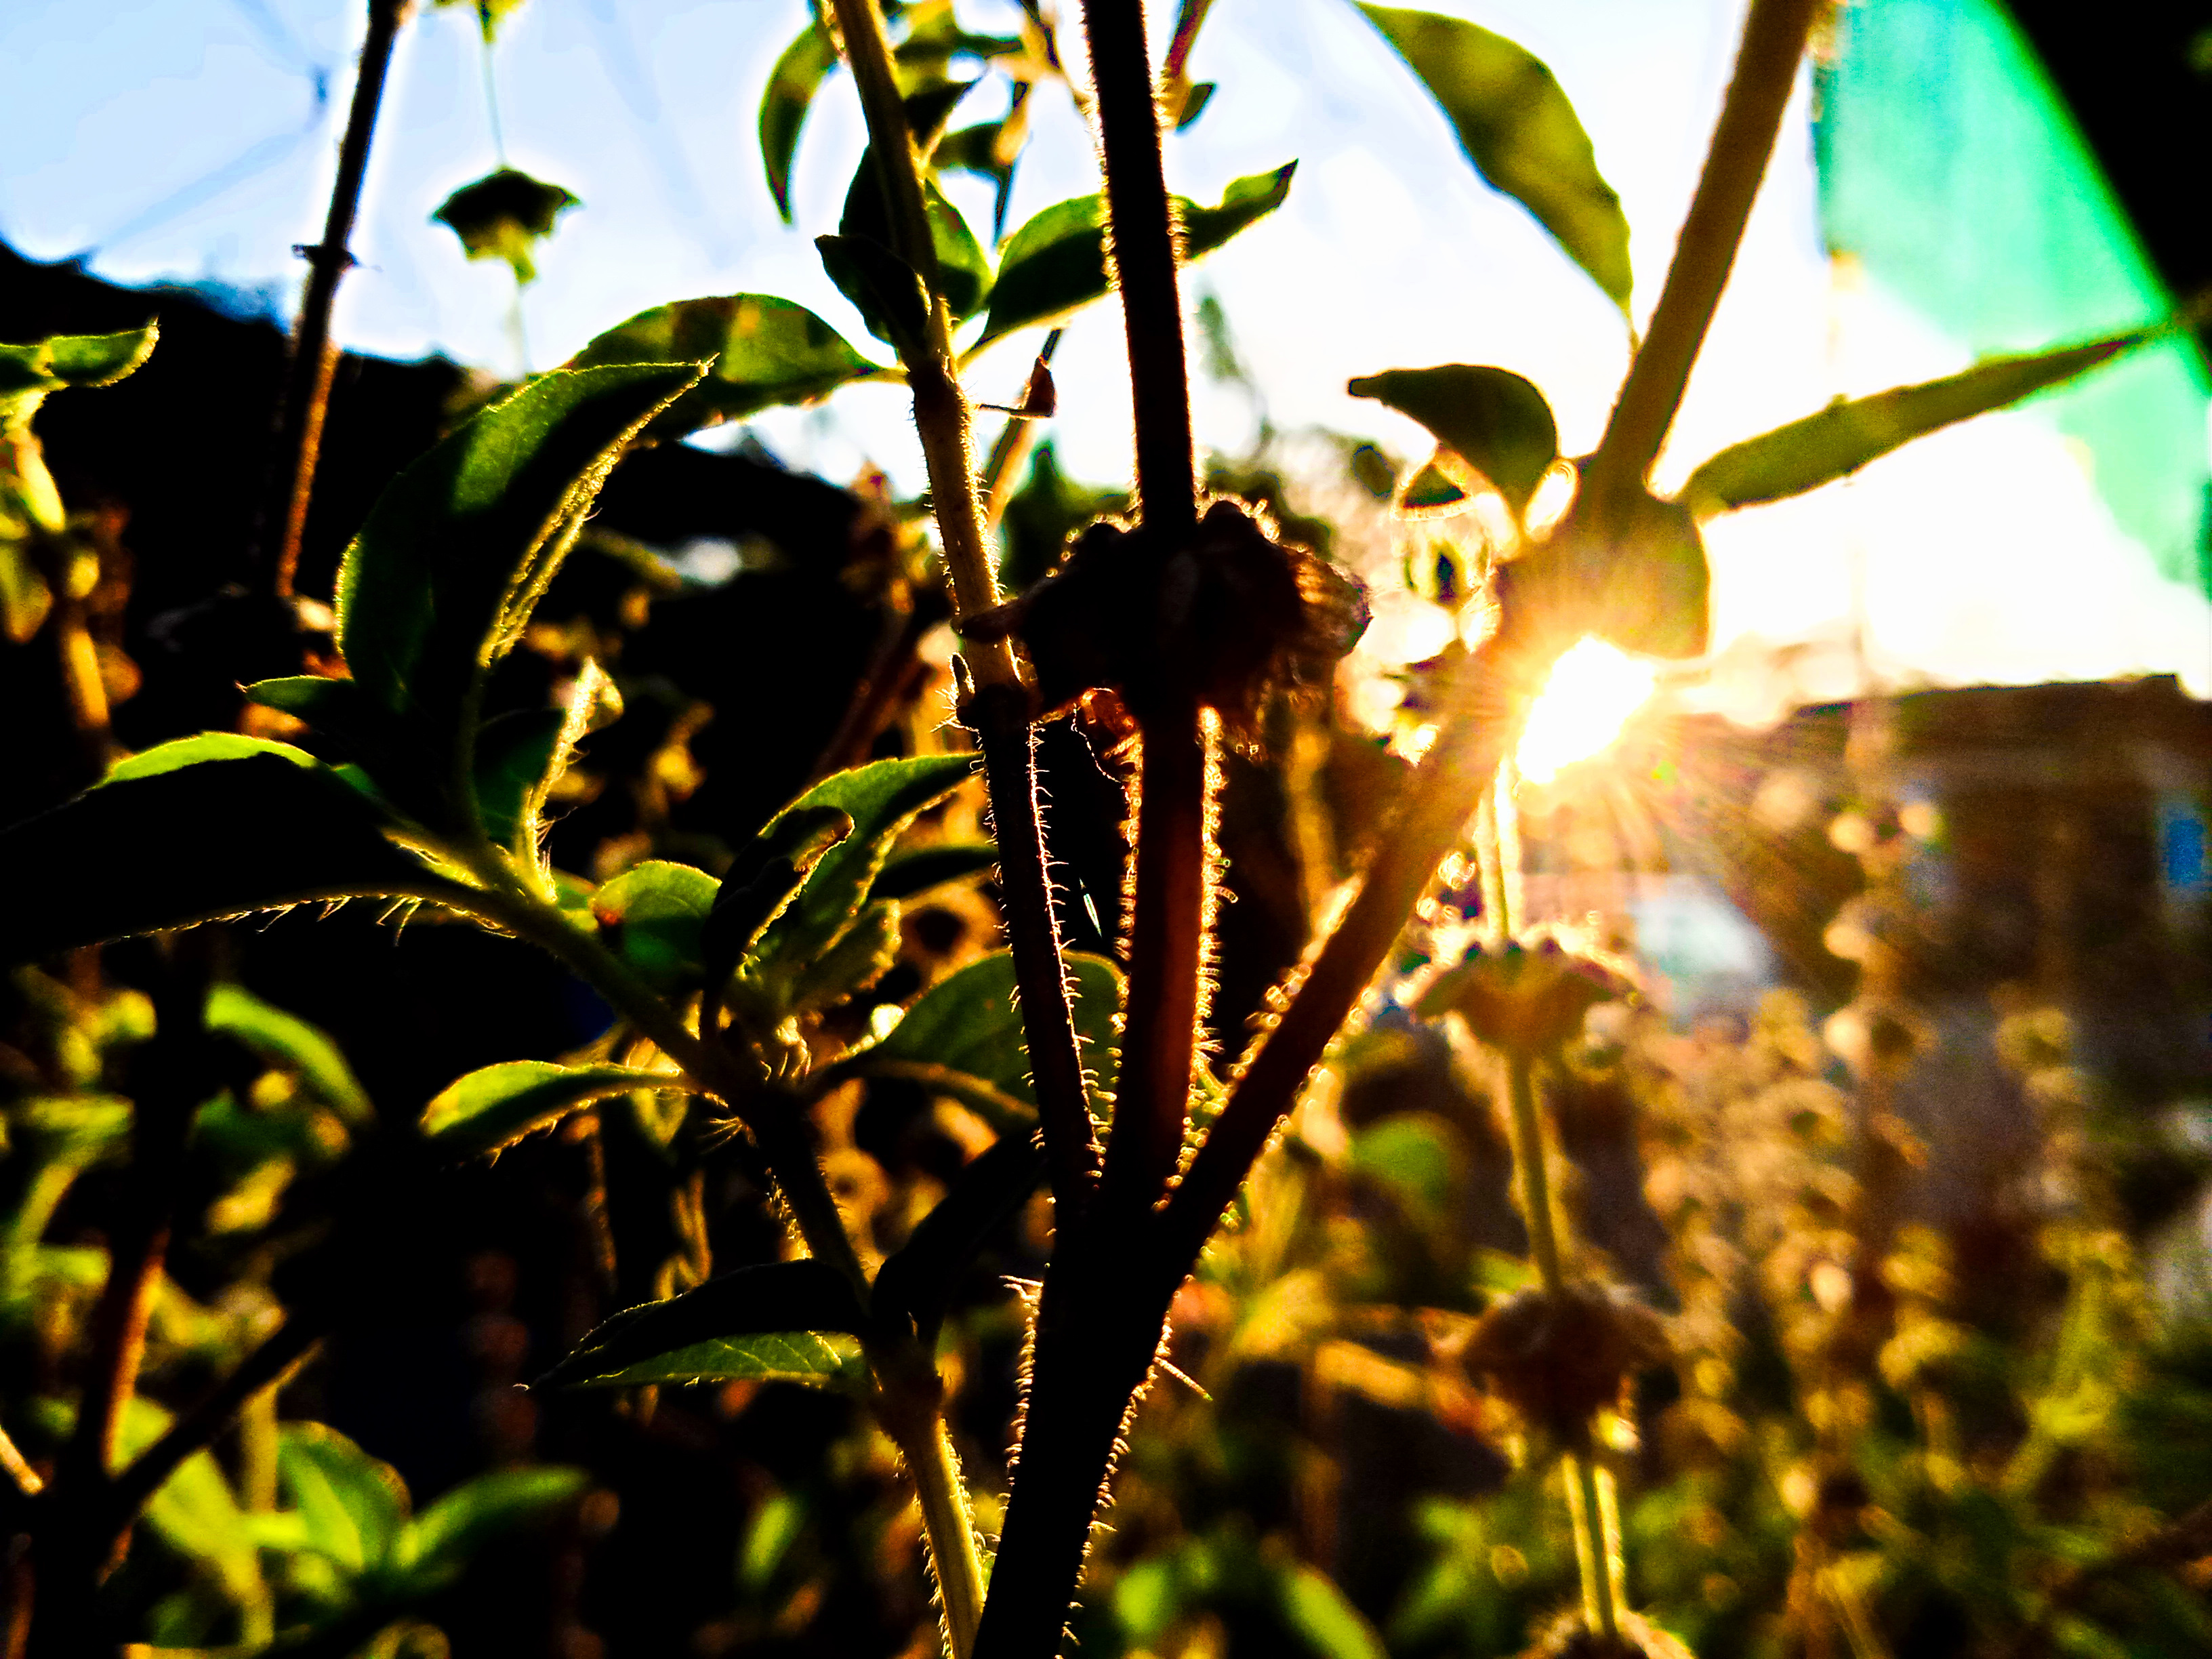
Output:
top-left (1465, 1282), bottom-right (1670, 1439)
top-left (968, 496), bottom-right (1368, 738)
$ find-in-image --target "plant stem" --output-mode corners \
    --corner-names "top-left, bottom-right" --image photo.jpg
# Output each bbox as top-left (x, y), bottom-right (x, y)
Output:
top-left (264, 0), bottom-right (410, 602)
top-left (1081, 0), bottom-right (1197, 533)
top-left (824, 0), bottom-right (1097, 1206)
top-left (1099, 696), bottom-right (1208, 1206)
top-left (1579, 0), bottom-right (1822, 521)
top-left (1501, 1048), bottom-right (1563, 1293)
top-left (878, 1376), bottom-right (989, 1659)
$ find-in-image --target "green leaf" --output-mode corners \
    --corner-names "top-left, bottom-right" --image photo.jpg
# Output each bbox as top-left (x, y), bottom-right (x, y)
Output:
top-left (867, 842), bottom-right (996, 903)
top-left (787, 897), bottom-right (902, 1015)
top-left (818, 233), bottom-right (933, 357)
top-left (0, 754), bottom-right (431, 966)
top-left (590, 860), bottom-right (721, 995)
top-left (561, 1330), bottom-right (867, 1391)
top-left (979, 164), bottom-right (1296, 347)
top-left (840, 154), bottom-right (994, 329)
top-left (205, 983), bottom-right (374, 1126)
top-left (472, 708), bottom-right (567, 848)
top-left (760, 16), bottom-right (840, 222)
top-left (1357, 5), bottom-right (1631, 308)
top-left (334, 363), bottom-right (701, 750)
top-left (850, 948), bottom-right (1124, 1109)
top-left (420, 1060), bottom-right (684, 1158)
top-left (567, 295), bottom-right (884, 435)
top-left (702, 804), bottom-right (855, 989)
top-left (102, 731), bottom-right (321, 785)
top-left (539, 1259), bottom-right (867, 1389)
top-left (432, 167), bottom-right (581, 285)
top-left (873, 1134), bottom-right (1046, 1342)
top-left (1279, 1563), bottom-right (1387, 1659)
top-left (279, 1421), bottom-right (409, 1576)
top-left (0, 322), bottom-right (158, 432)
top-left (1349, 1113), bottom-right (1462, 1223)
top-left (934, 119), bottom-right (1022, 239)
top-left (396, 1467), bottom-right (589, 1590)
top-left (1678, 329), bottom-right (2154, 515)
top-left (747, 754), bottom-right (975, 977)
top-left (1347, 365), bottom-right (1559, 514)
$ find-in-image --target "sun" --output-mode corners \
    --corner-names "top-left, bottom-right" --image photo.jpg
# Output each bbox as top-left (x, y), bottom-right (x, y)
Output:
top-left (1515, 637), bottom-right (1658, 784)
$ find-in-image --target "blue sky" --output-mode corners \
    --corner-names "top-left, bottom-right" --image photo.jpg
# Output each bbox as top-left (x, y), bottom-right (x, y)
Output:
top-left (4, 0), bottom-right (2207, 705)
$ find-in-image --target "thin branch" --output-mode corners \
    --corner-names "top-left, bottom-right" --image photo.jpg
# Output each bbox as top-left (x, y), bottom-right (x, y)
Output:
top-left (93, 1322), bottom-right (324, 1542)
top-left (1081, 0), bottom-right (1197, 533)
top-left (1578, 0), bottom-right (1823, 520)
top-left (264, 0), bottom-right (411, 601)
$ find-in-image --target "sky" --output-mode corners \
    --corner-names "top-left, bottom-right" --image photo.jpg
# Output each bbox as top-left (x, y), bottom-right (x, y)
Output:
top-left (3, 0), bottom-right (2208, 712)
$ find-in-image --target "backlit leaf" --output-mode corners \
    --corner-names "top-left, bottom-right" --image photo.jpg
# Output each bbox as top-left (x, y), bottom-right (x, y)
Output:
top-left (539, 1258), bottom-right (866, 1390)
top-left (747, 754), bottom-right (975, 976)
top-left (396, 1467), bottom-right (590, 1589)
top-left (279, 1421), bottom-right (409, 1575)
top-left (334, 363), bottom-right (701, 751)
top-left (760, 16), bottom-right (840, 222)
top-left (0, 753), bottom-right (433, 966)
top-left (1347, 365), bottom-right (1559, 514)
top-left (558, 1330), bottom-right (867, 1391)
top-left (421, 1060), bottom-right (684, 1158)
top-left (590, 860), bottom-right (721, 995)
top-left (841, 153), bottom-right (994, 328)
top-left (1679, 329), bottom-right (2154, 516)
top-left (1357, 5), bottom-right (1631, 307)
top-left (568, 295), bottom-right (884, 435)
top-left (846, 948), bottom-right (1124, 1109)
top-left (979, 164), bottom-right (1296, 346)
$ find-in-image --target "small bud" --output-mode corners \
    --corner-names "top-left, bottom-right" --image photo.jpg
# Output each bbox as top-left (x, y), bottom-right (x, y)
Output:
top-left (1416, 933), bottom-right (1633, 1053)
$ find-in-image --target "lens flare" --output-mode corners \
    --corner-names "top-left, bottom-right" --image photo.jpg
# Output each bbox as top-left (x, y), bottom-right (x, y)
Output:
top-left (1516, 637), bottom-right (1658, 784)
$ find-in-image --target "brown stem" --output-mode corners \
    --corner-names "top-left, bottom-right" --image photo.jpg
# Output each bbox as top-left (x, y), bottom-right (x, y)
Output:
top-left (1099, 699), bottom-right (1208, 1208)
top-left (263, 0), bottom-right (411, 600)
top-left (1161, 629), bottom-right (1547, 1267)
top-left (91, 1320), bottom-right (324, 1547)
top-left (1579, 0), bottom-right (1822, 521)
top-left (975, 685), bottom-right (1103, 1207)
top-left (1081, 0), bottom-right (1197, 534)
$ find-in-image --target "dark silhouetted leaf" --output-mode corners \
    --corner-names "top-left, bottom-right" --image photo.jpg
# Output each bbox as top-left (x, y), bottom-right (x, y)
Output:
top-left (702, 804), bottom-right (855, 987)
top-left (818, 234), bottom-right (932, 356)
top-left (845, 948), bottom-right (1124, 1109)
top-left (472, 709), bottom-right (567, 849)
top-left (873, 1134), bottom-right (1046, 1341)
top-left (868, 842), bottom-right (996, 903)
top-left (760, 16), bottom-right (839, 222)
top-left (747, 754), bottom-right (975, 976)
top-left (590, 861), bottom-right (720, 995)
top-left (1357, 5), bottom-right (1630, 307)
top-left (568, 295), bottom-right (885, 436)
top-left (540, 1259), bottom-right (867, 1389)
top-left (432, 167), bottom-right (581, 285)
top-left (420, 1061), bottom-right (684, 1158)
top-left (787, 897), bottom-right (902, 1015)
top-left (1348, 365), bottom-right (1559, 514)
top-left (0, 752), bottom-right (433, 966)
top-left (335, 363), bottom-right (701, 752)
top-left (979, 164), bottom-right (1296, 346)
top-left (841, 154), bottom-right (994, 326)
top-left (1175, 81), bottom-right (1217, 130)
top-left (1679, 329), bottom-right (2153, 515)
top-left (206, 983), bottom-right (374, 1126)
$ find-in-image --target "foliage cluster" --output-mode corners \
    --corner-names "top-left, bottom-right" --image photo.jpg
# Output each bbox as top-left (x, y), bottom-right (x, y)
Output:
top-left (2, 2), bottom-right (2208, 1657)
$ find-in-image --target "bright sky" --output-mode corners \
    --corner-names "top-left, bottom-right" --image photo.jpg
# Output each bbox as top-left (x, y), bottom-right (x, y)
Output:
top-left (4, 0), bottom-right (2207, 708)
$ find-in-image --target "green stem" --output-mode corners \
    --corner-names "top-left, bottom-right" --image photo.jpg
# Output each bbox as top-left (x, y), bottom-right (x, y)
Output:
top-left (1580, 0), bottom-right (1822, 521)
top-left (1501, 1048), bottom-right (1563, 1293)
top-left (1565, 1450), bottom-right (1624, 1642)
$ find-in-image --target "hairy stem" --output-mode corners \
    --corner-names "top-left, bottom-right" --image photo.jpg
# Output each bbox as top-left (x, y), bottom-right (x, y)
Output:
top-left (264, 0), bottom-right (410, 600)
top-left (825, 1), bottom-right (1096, 1205)
top-left (1100, 699), bottom-right (1208, 1207)
top-left (1579, 0), bottom-right (1822, 520)
top-left (878, 1375), bottom-right (989, 1659)
top-left (1082, 0), bottom-right (1197, 532)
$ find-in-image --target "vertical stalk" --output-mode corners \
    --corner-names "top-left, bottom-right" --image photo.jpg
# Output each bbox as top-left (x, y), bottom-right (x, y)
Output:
top-left (1578, 0), bottom-right (1823, 520)
top-left (264, 0), bottom-right (410, 601)
top-left (1501, 1050), bottom-right (1563, 1294)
